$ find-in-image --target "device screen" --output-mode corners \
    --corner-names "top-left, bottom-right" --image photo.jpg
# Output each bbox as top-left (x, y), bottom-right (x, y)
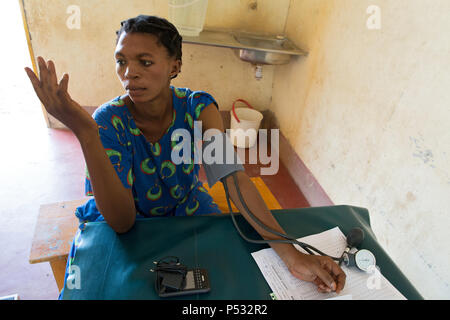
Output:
top-left (184, 270), bottom-right (195, 290)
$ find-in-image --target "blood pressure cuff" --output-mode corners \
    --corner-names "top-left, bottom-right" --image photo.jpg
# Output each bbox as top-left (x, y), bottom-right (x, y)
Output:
top-left (201, 132), bottom-right (245, 188)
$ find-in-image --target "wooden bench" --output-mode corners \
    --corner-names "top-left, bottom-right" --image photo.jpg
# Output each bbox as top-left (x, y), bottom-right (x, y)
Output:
top-left (29, 199), bottom-right (87, 291)
top-left (29, 177), bottom-right (281, 291)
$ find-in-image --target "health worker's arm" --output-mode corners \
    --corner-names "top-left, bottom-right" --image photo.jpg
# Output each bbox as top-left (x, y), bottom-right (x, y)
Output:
top-left (198, 103), bottom-right (346, 294)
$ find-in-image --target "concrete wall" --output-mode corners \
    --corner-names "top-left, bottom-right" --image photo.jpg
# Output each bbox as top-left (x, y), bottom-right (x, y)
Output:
top-left (22, 0), bottom-right (290, 127)
top-left (271, 0), bottom-right (450, 299)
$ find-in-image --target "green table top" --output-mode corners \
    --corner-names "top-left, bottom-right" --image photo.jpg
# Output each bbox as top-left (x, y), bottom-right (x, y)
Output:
top-left (62, 205), bottom-right (423, 300)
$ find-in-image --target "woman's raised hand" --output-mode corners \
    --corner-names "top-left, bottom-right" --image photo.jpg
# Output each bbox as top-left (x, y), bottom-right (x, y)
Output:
top-left (24, 57), bottom-right (96, 138)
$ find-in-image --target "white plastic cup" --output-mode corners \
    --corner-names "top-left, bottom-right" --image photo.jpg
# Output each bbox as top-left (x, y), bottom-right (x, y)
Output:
top-left (230, 100), bottom-right (263, 149)
top-left (168, 0), bottom-right (209, 37)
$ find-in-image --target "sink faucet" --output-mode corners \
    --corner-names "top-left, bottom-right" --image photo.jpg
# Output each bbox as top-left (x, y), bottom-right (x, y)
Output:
top-left (255, 64), bottom-right (263, 81)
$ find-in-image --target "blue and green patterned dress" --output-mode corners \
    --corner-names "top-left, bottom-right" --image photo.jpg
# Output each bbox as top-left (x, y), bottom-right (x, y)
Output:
top-left (59, 86), bottom-right (221, 298)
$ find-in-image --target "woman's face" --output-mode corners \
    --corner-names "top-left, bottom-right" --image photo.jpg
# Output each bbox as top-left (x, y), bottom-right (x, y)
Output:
top-left (115, 32), bottom-right (181, 104)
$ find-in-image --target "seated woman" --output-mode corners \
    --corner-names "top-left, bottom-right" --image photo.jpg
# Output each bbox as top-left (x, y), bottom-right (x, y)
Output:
top-left (25, 15), bottom-right (345, 298)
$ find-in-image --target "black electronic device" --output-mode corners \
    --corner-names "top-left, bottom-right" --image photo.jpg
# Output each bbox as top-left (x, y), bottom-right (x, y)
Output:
top-left (151, 256), bottom-right (210, 298)
top-left (158, 268), bottom-right (210, 298)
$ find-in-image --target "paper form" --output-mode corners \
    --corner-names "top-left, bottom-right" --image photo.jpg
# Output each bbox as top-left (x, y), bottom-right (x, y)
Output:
top-left (251, 227), bottom-right (406, 300)
top-left (326, 294), bottom-right (353, 300)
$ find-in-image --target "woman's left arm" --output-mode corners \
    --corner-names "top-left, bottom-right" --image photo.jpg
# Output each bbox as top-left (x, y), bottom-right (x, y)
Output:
top-left (198, 103), bottom-right (346, 294)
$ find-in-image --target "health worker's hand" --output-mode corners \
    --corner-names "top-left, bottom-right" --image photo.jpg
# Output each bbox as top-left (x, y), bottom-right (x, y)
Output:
top-left (286, 251), bottom-right (346, 294)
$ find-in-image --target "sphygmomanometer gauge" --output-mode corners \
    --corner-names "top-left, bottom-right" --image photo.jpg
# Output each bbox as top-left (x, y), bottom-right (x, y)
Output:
top-left (344, 249), bottom-right (377, 272)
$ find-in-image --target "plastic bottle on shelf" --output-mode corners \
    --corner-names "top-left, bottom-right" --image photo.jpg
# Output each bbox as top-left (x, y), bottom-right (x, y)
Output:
top-left (168, 0), bottom-right (209, 37)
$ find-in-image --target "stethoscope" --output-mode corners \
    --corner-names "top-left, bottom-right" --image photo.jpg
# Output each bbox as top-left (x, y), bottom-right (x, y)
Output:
top-left (222, 172), bottom-right (376, 272)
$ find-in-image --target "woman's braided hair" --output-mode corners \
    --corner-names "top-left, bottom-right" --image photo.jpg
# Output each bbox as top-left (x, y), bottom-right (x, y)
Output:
top-left (116, 15), bottom-right (183, 79)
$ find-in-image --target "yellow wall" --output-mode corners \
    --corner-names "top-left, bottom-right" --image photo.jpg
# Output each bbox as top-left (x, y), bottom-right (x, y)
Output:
top-left (272, 0), bottom-right (450, 299)
top-left (22, 0), bottom-right (290, 127)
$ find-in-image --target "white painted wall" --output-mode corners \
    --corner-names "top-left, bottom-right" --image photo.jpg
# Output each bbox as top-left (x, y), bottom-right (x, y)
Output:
top-left (272, 0), bottom-right (450, 299)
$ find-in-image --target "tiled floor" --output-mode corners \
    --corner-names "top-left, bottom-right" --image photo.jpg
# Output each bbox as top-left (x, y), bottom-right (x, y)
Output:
top-left (0, 1), bottom-right (309, 300)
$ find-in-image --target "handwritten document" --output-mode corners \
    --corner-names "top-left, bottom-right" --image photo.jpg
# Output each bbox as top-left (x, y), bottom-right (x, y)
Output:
top-left (251, 227), bottom-right (406, 300)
